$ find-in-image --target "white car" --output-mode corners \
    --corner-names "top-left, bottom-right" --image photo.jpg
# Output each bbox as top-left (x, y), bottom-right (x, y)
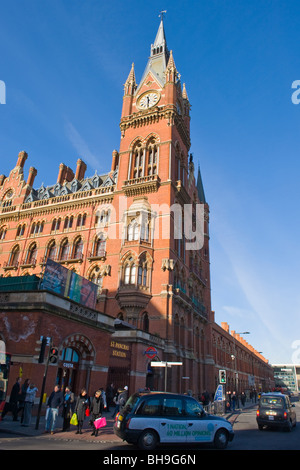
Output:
top-left (113, 392), bottom-right (234, 450)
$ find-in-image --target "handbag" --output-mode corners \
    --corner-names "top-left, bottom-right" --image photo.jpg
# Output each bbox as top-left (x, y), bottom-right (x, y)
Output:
top-left (94, 416), bottom-right (106, 429)
top-left (70, 412), bottom-right (78, 426)
top-left (85, 407), bottom-right (90, 417)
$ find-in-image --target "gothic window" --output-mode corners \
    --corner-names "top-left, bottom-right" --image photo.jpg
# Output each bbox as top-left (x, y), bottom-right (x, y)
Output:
top-left (16, 224), bottom-right (25, 238)
top-left (51, 218), bottom-right (61, 232)
top-left (0, 226), bottom-right (7, 240)
top-left (64, 216), bottom-right (73, 230)
top-left (132, 143), bottom-right (144, 179)
top-left (73, 237), bottom-right (83, 259)
top-left (9, 245), bottom-right (20, 267)
top-left (137, 254), bottom-right (148, 287)
top-left (90, 267), bottom-right (103, 290)
top-left (147, 140), bottom-right (158, 176)
top-left (142, 312), bottom-right (149, 332)
top-left (59, 239), bottom-right (69, 261)
top-left (76, 213), bottom-right (86, 228)
top-left (127, 218), bottom-right (139, 241)
top-left (46, 240), bottom-right (56, 260)
top-left (26, 243), bottom-right (37, 265)
top-left (123, 256), bottom-right (136, 285)
top-left (94, 234), bottom-right (106, 257)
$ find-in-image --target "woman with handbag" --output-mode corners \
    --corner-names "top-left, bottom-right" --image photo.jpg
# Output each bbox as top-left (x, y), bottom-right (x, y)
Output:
top-left (74, 388), bottom-right (89, 434)
top-left (90, 389), bottom-right (104, 436)
top-left (62, 386), bottom-right (75, 432)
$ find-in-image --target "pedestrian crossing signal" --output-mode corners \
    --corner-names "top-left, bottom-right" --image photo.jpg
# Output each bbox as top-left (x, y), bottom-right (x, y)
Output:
top-left (219, 369), bottom-right (226, 384)
top-left (49, 347), bottom-right (58, 364)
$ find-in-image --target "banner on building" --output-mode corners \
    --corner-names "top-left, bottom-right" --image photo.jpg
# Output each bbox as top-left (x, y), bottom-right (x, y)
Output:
top-left (41, 258), bottom-right (97, 309)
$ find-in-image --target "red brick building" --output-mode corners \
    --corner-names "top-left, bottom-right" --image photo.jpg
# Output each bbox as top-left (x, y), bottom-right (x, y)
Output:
top-left (0, 18), bottom-right (273, 401)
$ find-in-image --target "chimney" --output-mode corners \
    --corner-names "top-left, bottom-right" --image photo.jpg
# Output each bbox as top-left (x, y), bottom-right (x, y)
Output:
top-left (65, 166), bottom-right (75, 182)
top-left (111, 150), bottom-right (119, 172)
top-left (75, 159), bottom-right (87, 181)
top-left (26, 167), bottom-right (37, 187)
top-left (16, 151), bottom-right (28, 169)
top-left (57, 163), bottom-right (67, 184)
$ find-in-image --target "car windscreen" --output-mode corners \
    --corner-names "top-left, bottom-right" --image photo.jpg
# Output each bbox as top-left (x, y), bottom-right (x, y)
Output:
top-left (123, 393), bottom-right (140, 412)
top-left (260, 397), bottom-right (285, 408)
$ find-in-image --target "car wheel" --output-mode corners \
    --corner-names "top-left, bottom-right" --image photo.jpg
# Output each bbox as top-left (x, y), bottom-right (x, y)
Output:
top-left (214, 428), bottom-right (229, 449)
top-left (138, 429), bottom-right (159, 450)
top-left (258, 424), bottom-right (264, 431)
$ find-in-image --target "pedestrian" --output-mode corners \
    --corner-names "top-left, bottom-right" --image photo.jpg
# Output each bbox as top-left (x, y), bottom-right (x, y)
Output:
top-left (22, 382), bottom-right (38, 426)
top-left (62, 386), bottom-right (75, 432)
top-left (18, 378), bottom-right (30, 423)
top-left (90, 390), bottom-right (104, 436)
top-left (111, 389), bottom-right (121, 418)
top-left (118, 386), bottom-right (128, 410)
top-left (106, 383), bottom-right (115, 412)
top-left (74, 388), bottom-right (89, 434)
top-left (45, 384), bottom-right (64, 434)
top-left (2, 377), bottom-right (22, 421)
top-left (241, 391), bottom-right (246, 407)
top-left (232, 391), bottom-right (237, 411)
top-left (100, 387), bottom-right (107, 410)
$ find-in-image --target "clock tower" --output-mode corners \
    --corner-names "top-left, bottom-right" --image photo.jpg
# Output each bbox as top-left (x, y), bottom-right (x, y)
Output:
top-left (111, 16), bottom-right (213, 393)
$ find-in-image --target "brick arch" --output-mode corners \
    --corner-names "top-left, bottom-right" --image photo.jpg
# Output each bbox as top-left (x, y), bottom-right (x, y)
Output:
top-left (60, 334), bottom-right (96, 362)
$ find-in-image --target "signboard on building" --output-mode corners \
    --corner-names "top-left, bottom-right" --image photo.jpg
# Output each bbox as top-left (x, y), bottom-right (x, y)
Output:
top-left (41, 258), bottom-right (97, 309)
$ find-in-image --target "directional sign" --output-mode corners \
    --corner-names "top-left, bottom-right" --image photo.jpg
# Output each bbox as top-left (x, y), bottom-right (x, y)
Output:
top-left (214, 384), bottom-right (225, 402)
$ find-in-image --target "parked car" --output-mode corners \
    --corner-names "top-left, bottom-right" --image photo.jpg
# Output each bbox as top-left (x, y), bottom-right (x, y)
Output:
top-left (256, 392), bottom-right (296, 431)
top-left (113, 391), bottom-right (234, 450)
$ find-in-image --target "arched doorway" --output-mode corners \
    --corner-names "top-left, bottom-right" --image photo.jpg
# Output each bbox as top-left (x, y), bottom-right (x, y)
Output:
top-left (56, 334), bottom-right (95, 394)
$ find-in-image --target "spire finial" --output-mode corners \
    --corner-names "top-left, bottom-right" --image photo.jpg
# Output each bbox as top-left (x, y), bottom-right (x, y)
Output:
top-left (159, 10), bottom-right (167, 21)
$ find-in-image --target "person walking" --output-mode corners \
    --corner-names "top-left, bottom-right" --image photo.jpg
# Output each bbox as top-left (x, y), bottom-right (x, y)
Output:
top-left (62, 386), bottom-right (75, 432)
top-left (90, 390), bottom-right (104, 436)
top-left (19, 378), bottom-right (30, 423)
top-left (22, 382), bottom-right (38, 426)
top-left (74, 388), bottom-right (89, 434)
top-left (45, 385), bottom-right (64, 434)
top-left (2, 377), bottom-right (22, 421)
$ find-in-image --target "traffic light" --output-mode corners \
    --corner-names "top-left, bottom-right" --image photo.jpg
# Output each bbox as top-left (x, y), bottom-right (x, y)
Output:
top-left (38, 337), bottom-right (47, 363)
top-left (219, 369), bottom-right (226, 384)
top-left (49, 347), bottom-right (58, 364)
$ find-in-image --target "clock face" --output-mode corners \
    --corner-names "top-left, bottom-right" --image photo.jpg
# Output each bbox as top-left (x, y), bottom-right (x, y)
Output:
top-left (137, 91), bottom-right (160, 110)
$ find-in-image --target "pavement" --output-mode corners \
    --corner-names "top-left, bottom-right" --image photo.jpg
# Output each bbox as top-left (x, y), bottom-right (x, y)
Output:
top-left (0, 402), bottom-right (256, 444)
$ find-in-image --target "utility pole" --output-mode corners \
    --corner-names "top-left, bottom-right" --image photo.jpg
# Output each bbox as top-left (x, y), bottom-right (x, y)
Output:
top-left (35, 337), bottom-right (52, 430)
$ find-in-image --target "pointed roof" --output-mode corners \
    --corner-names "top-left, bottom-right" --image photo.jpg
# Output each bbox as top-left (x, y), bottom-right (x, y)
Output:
top-left (138, 17), bottom-right (170, 90)
top-left (197, 164), bottom-right (206, 203)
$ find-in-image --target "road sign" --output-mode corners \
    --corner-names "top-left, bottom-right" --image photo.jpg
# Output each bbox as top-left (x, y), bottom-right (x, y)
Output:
top-left (214, 384), bottom-right (225, 402)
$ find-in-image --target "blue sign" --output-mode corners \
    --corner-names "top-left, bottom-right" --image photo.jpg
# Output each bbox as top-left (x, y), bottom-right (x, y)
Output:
top-left (214, 384), bottom-right (224, 402)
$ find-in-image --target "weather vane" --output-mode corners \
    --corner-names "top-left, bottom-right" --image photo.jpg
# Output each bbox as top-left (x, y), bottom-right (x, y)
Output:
top-left (159, 10), bottom-right (167, 20)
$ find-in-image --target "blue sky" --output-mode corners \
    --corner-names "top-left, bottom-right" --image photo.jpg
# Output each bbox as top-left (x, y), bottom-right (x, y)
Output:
top-left (1, 0), bottom-right (300, 365)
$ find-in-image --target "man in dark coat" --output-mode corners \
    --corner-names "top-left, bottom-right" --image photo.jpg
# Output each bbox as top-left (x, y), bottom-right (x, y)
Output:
top-left (2, 377), bottom-right (22, 421)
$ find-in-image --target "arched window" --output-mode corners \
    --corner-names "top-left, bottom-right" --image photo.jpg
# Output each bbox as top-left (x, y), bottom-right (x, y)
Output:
top-left (73, 237), bottom-right (83, 259)
top-left (26, 243), bottom-right (37, 265)
top-left (59, 239), bottom-right (69, 261)
top-left (123, 256), bottom-right (136, 285)
top-left (142, 312), bottom-right (149, 332)
top-left (132, 143), bottom-right (144, 179)
top-left (127, 218), bottom-right (139, 241)
top-left (147, 140), bottom-right (158, 176)
top-left (94, 234), bottom-right (106, 257)
top-left (9, 245), bottom-right (20, 267)
top-left (0, 226), bottom-right (7, 240)
top-left (47, 241), bottom-right (56, 260)
top-left (90, 267), bottom-right (103, 290)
